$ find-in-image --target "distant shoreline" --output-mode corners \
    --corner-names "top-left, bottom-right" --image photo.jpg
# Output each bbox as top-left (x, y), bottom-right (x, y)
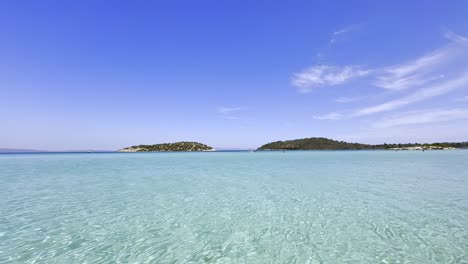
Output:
top-left (0, 150), bottom-right (250, 154)
top-left (1, 149), bottom-right (467, 155)
top-left (257, 137), bottom-right (468, 151)
top-left (2, 137), bottom-right (468, 154)
top-left (0, 151), bottom-right (116, 154)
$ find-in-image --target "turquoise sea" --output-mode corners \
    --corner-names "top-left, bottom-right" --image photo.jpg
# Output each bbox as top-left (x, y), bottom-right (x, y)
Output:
top-left (1, 151), bottom-right (467, 263)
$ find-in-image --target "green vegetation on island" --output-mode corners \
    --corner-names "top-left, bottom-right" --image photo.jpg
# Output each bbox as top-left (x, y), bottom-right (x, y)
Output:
top-left (258, 137), bottom-right (369, 150)
top-left (257, 137), bottom-right (468, 150)
top-left (119, 142), bottom-right (214, 152)
top-left (374, 142), bottom-right (468, 150)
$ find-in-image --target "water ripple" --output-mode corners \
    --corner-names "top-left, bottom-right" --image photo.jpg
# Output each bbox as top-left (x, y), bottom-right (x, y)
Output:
top-left (0, 151), bottom-right (467, 263)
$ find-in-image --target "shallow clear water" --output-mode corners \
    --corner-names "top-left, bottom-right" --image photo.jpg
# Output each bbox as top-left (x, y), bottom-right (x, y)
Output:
top-left (0, 151), bottom-right (467, 263)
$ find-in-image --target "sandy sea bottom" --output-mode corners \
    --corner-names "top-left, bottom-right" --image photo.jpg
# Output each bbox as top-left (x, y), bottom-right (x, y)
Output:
top-left (0, 151), bottom-right (467, 263)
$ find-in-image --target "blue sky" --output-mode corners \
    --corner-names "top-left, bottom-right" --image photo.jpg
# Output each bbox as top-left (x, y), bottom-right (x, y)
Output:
top-left (1, 1), bottom-right (468, 150)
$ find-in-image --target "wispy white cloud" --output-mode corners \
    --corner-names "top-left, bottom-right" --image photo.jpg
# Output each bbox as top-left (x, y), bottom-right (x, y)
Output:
top-left (218, 107), bottom-right (242, 114)
top-left (295, 32), bottom-right (466, 94)
top-left (329, 25), bottom-right (360, 44)
top-left (374, 108), bottom-right (468, 128)
top-left (337, 123), bottom-right (468, 145)
top-left (321, 71), bottom-right (468, 119)
top-left (291, 65), bottom-right (369, 93)
top-left (375, 72), bottom-right (445, 91)
top-left (374, 31), bottom-right (468, 91)
top-left (375, 49), bottom-right (450, 90)
top-left (354, 71), bottom-right (468, 116)
top-left (313, 112), bottom-right (343, 120)
top-left (444, 30), bottom-right (468, 43)
top-left (295, 30), bottom-right (468, 124)
top-left (218, 107), bottom-right (243, 120)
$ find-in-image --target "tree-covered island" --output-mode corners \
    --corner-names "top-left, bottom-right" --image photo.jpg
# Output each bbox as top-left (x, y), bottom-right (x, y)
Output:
top-left (118, 142), bottom-right (214, 152)
top-left (257, 137), bottom-right (468, 151)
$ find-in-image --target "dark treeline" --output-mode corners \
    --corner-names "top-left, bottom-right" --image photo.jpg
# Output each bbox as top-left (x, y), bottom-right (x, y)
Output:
top-left (257, 137), bottom-right (468, 150)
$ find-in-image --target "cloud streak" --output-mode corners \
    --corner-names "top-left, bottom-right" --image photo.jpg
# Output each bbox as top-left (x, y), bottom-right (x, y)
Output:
top-left (218, 107), bottom-right (242, 114)
top-left (313, 112), bottom-right (343, 120)
top-left (291, 65), bottom-right (369, 93)
top-left (444, 30), bottom-right (468, 43)
top-left (296, 31), bottom-right (468, 123)
top-left (354, 71), bottom-right (468, 116)
top-left (218, 107), bottom-right (243, 120)
top-left (295, 30), bottom-right (467, 93)
top-left (315, 69), bottom-right (468, 121)
top-left (374, 30), bottom-right (468, 91)
top-left (374, 108), bottom-right (468, 128)
top-left (329, 25), bottom-right (360, 44)
top-left (374, 47), bottom-right (455, 91)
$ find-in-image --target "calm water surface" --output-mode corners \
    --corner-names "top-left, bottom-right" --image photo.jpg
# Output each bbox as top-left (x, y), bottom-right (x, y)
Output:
top-left (0, 151), bottom-right (467, 263)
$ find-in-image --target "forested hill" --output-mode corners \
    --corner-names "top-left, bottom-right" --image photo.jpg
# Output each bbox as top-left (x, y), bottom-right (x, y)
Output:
top-left (257, 138), bottom-right (371, 150)
top-left (118, 142), bottom-right (214, 152)
top-left (257, 137), bottom-right (468, 150)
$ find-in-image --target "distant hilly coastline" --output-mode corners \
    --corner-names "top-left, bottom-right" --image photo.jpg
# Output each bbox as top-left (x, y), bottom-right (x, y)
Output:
top-left (118, 142), bottom-right (214, 152)
top-left (3, 138), bottom-right (468, 154)
top-left (257, 137), bottom-right (468, 151)
top-left (0, 148), bottom-right (45, 153)
top-left (0, 149), bottom-right (112, 153)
